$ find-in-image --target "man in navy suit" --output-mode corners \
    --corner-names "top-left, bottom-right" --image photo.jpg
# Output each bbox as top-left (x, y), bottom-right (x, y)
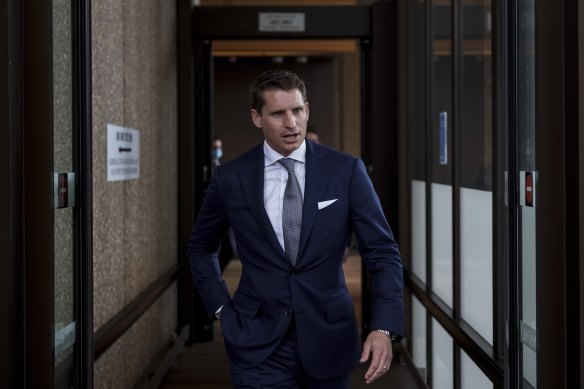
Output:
top-left (187, 69), bottom-right (403, 388)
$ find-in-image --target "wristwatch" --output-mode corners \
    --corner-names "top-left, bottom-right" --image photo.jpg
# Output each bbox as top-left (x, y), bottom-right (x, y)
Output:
top-left (374, 329), bottom-right (400, 342)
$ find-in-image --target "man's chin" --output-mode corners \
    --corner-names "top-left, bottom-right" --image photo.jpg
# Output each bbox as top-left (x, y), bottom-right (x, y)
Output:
top-left (277, 141), bottom-right (299, 154)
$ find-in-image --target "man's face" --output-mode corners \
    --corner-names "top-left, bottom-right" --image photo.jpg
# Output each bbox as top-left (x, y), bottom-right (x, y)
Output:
top-left (251, 89), bottom-right (309, 157)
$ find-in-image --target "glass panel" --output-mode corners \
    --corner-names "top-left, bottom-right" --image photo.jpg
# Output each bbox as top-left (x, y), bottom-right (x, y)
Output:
top-left (411, 180), bottom-right (427, 282)
top-left (432, 183), bottom-right (453, 307)
top-left (517, 0), bottom-right (537, 386)
top-left (460, 0), bottom-right (493, 191)
top-left (53, 0), bottom-right (76, 384)
top-left (431, 0), bottom-right (453, 186)
top-left (432, 318), bottom-right (453, 389)
top-left (460, 187), bottom-right (493, 344)
top-left (521, 204), bottom-right (537, 387)
top-left (431, 0), bottom-right (453, 309)
top-left (411, 0), bottom-right (427, 182)
top-left (412, 295), bottom-right (427, 383)
top-left (461, 350), bottom-right (494, 389)
top-left (459, 0), bottom-right (494, 345)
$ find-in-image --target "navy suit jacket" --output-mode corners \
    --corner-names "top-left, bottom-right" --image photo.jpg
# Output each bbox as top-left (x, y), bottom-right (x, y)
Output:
top-left (187, 140), bottom-right (403, 379)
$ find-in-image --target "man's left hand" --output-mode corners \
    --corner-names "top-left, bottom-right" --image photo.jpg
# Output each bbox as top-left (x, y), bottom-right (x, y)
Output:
top-left (360, 330), bottom-right (393, 384)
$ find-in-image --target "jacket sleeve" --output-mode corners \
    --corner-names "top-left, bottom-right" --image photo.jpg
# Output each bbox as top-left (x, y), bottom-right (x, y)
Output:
top-left (186, 166), bottom-right (232, 318)
top-left (349, 158), bottom-right (404, 336)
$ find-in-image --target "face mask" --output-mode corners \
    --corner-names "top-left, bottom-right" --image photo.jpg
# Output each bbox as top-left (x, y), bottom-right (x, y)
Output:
top-left (213, 148), bottom-right (223, 160)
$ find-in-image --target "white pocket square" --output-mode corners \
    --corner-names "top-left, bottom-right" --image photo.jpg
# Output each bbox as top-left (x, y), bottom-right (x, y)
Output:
top-left (318, 199), bottom-right (338, 210)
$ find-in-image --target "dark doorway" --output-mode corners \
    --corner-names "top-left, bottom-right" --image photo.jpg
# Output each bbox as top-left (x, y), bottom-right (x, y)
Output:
top-left (178, 2), bottom-right (399, 343)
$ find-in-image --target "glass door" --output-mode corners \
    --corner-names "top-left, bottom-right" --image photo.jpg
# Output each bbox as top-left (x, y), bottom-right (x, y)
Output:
top-left (514, 0), bottom-right (537, 387)
top-left (53, 0), bottom-right (79, 386)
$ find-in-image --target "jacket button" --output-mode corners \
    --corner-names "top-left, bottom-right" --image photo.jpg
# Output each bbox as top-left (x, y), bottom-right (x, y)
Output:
top-left (284, 309), bottom-right (292, 316)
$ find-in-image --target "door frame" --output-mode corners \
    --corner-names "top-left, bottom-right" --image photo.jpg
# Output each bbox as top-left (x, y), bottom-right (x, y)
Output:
top-left (177, 2), bottom-right (400, 342)
top-left (507, 0), bottom-right (579, 387)
top-left (2, 0), bottom-right (94, 387)
top-left (1, 0), bottom-right (25, 387)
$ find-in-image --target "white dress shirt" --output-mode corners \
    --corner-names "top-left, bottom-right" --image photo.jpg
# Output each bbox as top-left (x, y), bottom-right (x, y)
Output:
top-left (263, 140), bottom-right (306, 251)
top-left (216, 140), bottom-right (306, 319)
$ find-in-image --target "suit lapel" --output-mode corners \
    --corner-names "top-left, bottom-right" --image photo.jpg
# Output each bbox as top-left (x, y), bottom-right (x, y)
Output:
top-left (297, 142), bottom-right (331, 261)
top-left (238, 143), bottom-right (287, 260)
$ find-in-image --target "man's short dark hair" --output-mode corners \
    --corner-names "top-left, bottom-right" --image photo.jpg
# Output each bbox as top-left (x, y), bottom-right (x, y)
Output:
top-left (249, 69), bottom-right (308, 114)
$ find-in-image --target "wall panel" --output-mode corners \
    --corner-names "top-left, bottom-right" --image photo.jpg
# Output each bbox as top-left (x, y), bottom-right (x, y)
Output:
top-left (92, 0), bottom-right (178, 386)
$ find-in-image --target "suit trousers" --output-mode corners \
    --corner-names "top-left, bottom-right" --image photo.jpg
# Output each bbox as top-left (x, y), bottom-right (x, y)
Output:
top-left (230, 318), bottom-right (351, 389)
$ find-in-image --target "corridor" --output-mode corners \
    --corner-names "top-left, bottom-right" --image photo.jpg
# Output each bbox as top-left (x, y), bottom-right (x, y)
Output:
top-left (160, 256), bottom-right (420, 388)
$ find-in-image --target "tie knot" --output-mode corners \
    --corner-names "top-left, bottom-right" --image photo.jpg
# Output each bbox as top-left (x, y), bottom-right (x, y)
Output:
top-left (278, 158), bottom-right (295, 172)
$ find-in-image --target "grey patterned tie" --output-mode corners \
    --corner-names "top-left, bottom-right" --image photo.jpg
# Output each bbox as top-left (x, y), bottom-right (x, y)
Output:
top-left (278, 158), bottom-right (303, 265)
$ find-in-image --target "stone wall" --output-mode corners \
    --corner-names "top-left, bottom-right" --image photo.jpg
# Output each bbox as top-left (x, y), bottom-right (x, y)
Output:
top-left (91, 0), bottom-right (178, 387)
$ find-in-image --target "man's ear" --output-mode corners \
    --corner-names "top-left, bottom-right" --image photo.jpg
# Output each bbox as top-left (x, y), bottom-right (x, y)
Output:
top-left (251, 109), bottom-right (262, 128)
top-left (305, 102), bottom-right (309, 120)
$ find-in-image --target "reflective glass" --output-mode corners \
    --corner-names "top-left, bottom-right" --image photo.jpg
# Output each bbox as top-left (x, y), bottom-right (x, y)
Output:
top-left (412, 296), bottom-right (427, 382)
top-left (432, 183), bottom-right (453, 307)
top-left (459, 0), bottom-right (494, 345)
top-left (461, 350), bottom-right (494, 389)
top-left (460, 0), bottom-right (492, 191)
top-left (411, 180), bottom-right (427, 282)
top-left (432, 318), bottom-right (454, 389)
top-left (431, 0), bottom-right (452, 185)
top-left (460, 187), bottom-right (493, 344)
top-left (410, 0), bottom-right (427, 180)
top-left (431, 0), bottom-right (453, 308)
top-left (53, 0), bottom-right (76, 382)
top-left (516, 0), bottom-right (537, 386)
top-left (458, 0), bottom-right (495, 346)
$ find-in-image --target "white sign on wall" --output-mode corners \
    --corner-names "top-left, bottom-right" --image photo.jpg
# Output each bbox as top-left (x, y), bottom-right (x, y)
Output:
top-left (107, 124), bottom-right (140, 181)
top-left (259, 13), bottom-right (305, 32)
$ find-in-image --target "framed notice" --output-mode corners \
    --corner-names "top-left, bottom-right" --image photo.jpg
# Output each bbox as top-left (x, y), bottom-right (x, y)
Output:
top-left (259, 12), bottom-right (305, 32)
top-left (107, 124), bottom-right (140, 182)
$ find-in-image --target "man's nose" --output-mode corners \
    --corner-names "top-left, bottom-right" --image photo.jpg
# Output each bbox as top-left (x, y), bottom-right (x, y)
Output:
top-left (283, 112), bottom-right (296, 128)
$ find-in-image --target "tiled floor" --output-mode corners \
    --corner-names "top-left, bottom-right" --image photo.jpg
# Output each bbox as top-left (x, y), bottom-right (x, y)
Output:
top-left (160, 255), bottom-right (420, 389)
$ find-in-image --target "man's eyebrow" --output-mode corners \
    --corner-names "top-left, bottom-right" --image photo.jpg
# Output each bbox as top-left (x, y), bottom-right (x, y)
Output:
top-left (266, 105), bottom-right (304, 115)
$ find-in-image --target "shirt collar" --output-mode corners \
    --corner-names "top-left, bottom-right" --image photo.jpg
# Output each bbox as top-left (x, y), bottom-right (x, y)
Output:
top-left (263, 139), bottom-right (306, 167)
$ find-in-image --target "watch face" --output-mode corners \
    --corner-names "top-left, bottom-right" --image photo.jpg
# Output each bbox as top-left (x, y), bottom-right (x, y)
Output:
top-left (389, 331), bottom-right (402, 342)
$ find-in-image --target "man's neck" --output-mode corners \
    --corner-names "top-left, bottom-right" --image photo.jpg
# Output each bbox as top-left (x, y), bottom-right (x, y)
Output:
top-left (263, 140), bottom-right (306, 166)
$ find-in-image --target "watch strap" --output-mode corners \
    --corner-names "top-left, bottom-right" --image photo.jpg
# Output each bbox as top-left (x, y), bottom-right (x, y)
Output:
top-left (374, 329), bottom-right (399, 342)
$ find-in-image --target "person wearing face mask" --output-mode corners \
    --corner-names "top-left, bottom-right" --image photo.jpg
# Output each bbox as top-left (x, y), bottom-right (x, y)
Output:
top-left (209, 136), bottom-right (237, 270)
top-left (212, 136), bottom-right (224, 171)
